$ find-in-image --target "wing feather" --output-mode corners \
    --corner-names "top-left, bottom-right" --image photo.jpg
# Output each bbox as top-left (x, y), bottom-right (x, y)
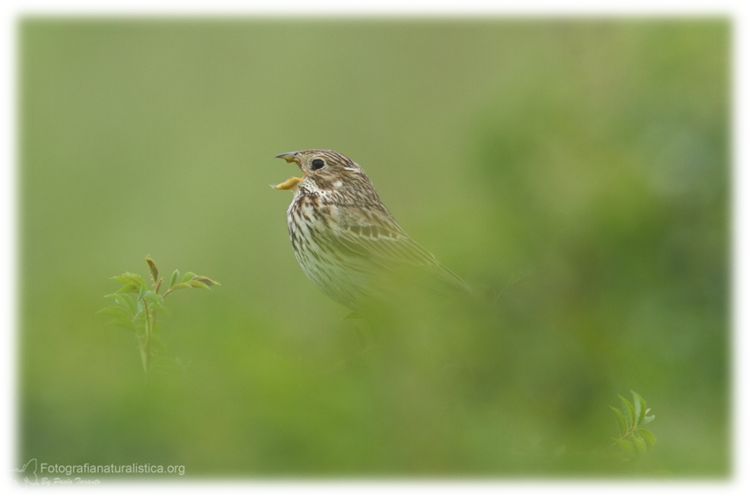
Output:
top-left (322, 205), bottom-right (470, 292)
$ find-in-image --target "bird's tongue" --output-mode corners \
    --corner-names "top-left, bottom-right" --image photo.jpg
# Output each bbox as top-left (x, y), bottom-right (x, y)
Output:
top-left (274, 176), bottom-right (304, 191)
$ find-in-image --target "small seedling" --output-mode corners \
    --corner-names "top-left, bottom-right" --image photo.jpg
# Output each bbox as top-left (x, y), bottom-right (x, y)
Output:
top-left (610, 390), bottom-right (656, 459)
top-left (100, 256), bottom-right (220, 376)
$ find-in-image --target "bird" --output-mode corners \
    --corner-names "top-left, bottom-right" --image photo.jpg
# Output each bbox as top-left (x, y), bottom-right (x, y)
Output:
top-left (273, 149), bottom-right (469, 310)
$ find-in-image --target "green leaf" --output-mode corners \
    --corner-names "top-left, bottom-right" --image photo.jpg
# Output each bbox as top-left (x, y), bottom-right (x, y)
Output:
top-left (169, 269), bottom-right (180, 288)
top-left (610, 391), bottom-right (656, 458)
top-left (195, 276), bottom-right (220, 287)
top-left (115, 284), bottom-right (141, 294)
top-left (638, 428), bottom-right (656, 447)
top-left (102, 259), bottom-right (221, 375)
top-left (169, 282), bottom-right (193, 292)
top-left (142, 290), bottom-right (166, 311)
top-left (145, 257), bottom-right (159, 283)
top-left (615, 438), bottom-right (635, 455)
top-left (618, 395), bottom-right (635, 431)
top-left (188, 279), bottom-right (210, 290)
top-left (609, 405), bottom-right (627, 434)
top-left (631, 391), bottom-right (642, 425)
top-left (105, 292), bottom-right (137, 315)
top-left (632, 434), bottom-right (648, 454)
top-left (113, 272), bottom-right (146, 290)
top-left (631, 390), bottom-right (647, 426)
top-left (98, 304), bottom-right (136, 330)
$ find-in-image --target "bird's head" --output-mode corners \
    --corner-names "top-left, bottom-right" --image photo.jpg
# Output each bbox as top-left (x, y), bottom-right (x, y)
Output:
top-left (273, 149), bottom-right (370, 194)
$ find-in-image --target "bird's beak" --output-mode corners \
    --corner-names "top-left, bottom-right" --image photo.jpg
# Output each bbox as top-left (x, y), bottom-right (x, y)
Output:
top-left (275, 151), bottom-right (299, 164)
top-left (273, 151), bottom-right (305, 191)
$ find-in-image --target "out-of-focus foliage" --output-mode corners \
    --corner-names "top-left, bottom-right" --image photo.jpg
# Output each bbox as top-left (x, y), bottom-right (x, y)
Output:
top-left (19, 19), bottom-right (729, 477)
top-left (610, 391), bottom-right (656, 459)
top-left (100, 257), bottom-right (219, 374)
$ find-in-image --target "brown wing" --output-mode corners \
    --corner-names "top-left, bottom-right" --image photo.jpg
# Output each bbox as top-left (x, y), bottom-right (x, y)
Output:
top-left (324, 205), bottom-right (470, 292)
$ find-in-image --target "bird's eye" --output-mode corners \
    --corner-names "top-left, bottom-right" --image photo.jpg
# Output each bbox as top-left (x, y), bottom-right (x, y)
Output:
top-left (311, 158), bottom-right (325, 170)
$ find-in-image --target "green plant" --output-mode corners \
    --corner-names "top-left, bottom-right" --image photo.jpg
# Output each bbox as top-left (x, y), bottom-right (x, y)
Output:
top-left (610, 390), bottom-right (656, 459)
top-left (101, 256), bottom-right (220, 375)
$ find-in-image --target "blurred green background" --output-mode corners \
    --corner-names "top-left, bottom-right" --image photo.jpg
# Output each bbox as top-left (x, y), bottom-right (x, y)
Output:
top-left (19, 19), bottom-right (729, 477)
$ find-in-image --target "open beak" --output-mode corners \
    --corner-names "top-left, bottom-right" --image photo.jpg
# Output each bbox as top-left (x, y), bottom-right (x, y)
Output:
top-left (273, 151), bottom-right (305, 191)
top-left (275, 152), bottom-right (298, 164)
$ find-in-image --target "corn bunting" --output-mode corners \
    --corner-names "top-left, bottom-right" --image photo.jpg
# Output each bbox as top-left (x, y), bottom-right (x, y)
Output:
top-left (274, 149), bottom-right (468, 309)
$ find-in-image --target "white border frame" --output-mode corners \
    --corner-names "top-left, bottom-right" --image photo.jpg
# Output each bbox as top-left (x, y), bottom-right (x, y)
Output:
top-left (1, 1), bottom-right (746, 497)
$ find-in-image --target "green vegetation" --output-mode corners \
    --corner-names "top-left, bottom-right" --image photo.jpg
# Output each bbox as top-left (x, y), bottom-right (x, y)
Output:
top-left (19, 19), bottom-right (729, 477)
top-left (101, 257), bottom-right (219, 375)
top-left (611, 391), bottom-right (656, 459)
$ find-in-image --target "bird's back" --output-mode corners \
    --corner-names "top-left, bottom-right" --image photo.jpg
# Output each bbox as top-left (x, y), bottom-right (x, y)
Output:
top-left (287, 181), bottom-right (468, 309)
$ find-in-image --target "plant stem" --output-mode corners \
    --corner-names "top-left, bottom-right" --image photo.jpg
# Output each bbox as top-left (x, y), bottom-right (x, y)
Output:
top-left (142, 299), bottom-right (152, 375)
